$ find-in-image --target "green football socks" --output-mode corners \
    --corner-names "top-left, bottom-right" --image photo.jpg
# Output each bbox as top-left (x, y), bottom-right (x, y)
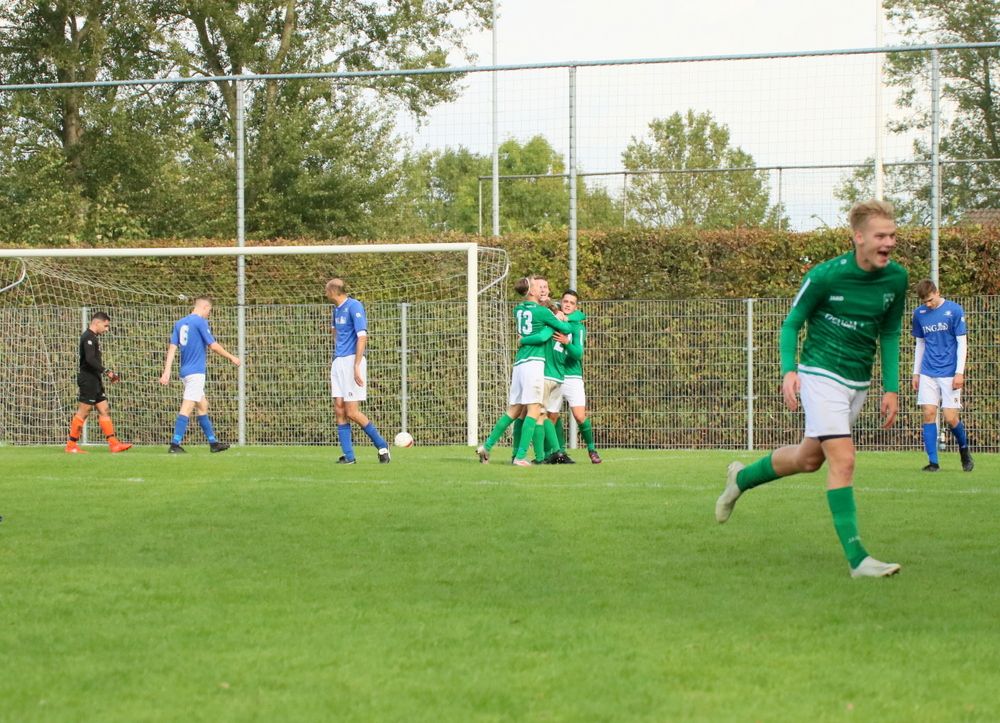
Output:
top-left (484, 414), bottom-right (515, 451)
top-left (736, 453), bottom-right (779, 491)
top-left (511, 417), bottom-right (524, 456)
top-left (515, 417), bottom-right (538, 460)
top-left (533, 423), bottom-right (546, 462)
top-left (554, 417), bottom-right (565, 452)
top-left (827, 486), bottom-right (869, 569)
top-left (543, 419), bottom-right (561, 457)
top-left (579, 418), bottom-right (595, 451)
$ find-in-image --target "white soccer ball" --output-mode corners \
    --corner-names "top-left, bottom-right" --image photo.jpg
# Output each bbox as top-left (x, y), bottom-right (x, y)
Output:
top-left (393, 431), bottom-right (415, 448)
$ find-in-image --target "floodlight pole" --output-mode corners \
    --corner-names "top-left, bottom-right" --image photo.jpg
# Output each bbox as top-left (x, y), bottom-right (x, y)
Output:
top-left (568, 65), bottom-right (579, 448)
top-left (874, 0), bottom-right (885, 199)
top-left (930, 49), bottom-right (941, 286)
top-left (490, 0), bottom-right (500, 239)
top-left (236, 79), bottom-right (247, 446)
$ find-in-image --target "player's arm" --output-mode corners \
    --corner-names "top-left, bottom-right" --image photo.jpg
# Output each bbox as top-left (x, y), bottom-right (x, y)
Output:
top-left (878, 286), bottom-right (906, 394)
top-left (779, 272), bottom-right (825, 410)
top-left (910, 309), bottom-right (925, 391)
top-left (536, 306), bottom-right (572, 334)
top-left (353, 333), bottom-right (367, 386)
top-left (518, 325), bottom-right (555, 346)
top-left (877, 279), bottom-right (908, 428)
top-left (159, 343), bottom-right (178, 385)
top-left (209, 341), bottom-right (241, 366)
top-left (83, 336), bottom-right (117, 381)
top-left (200, 318), bottom-right (239, 366)
top-left (565, 323), bottom-right (585, 361)
top-left (911, 338), bottom-right (925, 391)
top-left (953, 304), bottom-right (968, 389)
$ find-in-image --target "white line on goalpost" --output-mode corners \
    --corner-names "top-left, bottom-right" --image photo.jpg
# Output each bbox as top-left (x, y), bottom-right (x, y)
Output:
top-left (0, 243), bottom-right (482, 446)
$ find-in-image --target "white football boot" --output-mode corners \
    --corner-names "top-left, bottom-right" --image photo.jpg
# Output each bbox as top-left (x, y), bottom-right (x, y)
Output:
top-left (715, 461), bottom-right (745, 523)
top-left (850, 556), bottom-right (902, 578)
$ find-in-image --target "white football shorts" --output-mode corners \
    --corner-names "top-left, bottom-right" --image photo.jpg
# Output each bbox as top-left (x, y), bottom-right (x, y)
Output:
top-left (917, 374), bottom-right (962, 409)
top-left (330, 354), bottom-right (367, 402)
top-left (799, 371), bottom-right (867, 438)
top-left (543, 379), bottom-right (563, 413)
top-left (508, 360), bottom-right (544, 406)
top-left (560, 377), bottom-right (586, 408)
top-left (182, 373), bottom-right (207, 403)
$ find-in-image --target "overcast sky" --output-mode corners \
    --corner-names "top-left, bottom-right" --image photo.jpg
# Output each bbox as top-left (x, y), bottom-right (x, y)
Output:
top-left (398, 1), bottom-right (914, 229)
top-left (466, 0), bottom-right (891, 64)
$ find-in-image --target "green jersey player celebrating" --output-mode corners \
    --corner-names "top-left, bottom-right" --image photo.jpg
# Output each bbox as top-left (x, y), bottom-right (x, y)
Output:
top-left (715, 200), bottom-right (908, 579)
top-left (546, 290), bottom-right (601, 463)
top-left (478, 275), bottom-right (571, 465)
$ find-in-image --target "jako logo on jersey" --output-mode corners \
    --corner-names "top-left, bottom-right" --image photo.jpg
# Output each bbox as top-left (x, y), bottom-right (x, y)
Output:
top-left (829, 295), bottom-right (844, 302)
top-left (923, 322), bottom-right (950, 333)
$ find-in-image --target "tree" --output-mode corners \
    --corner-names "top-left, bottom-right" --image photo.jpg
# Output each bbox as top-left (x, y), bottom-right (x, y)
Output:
top-left (161, 0), bottom-right (493, 238)
top-left (621, 110), bottom-right (784, 229)
top-left (837, 1), bottom-right (1000, 222)
top-left (389, 136), bottom-right (623, 236)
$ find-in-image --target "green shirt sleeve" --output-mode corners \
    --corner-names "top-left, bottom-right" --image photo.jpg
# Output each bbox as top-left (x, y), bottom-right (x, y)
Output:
top-left (878, 276), bottom-right (907, 393)
top-left (566, 322), bottom-right (585, 361)
top-left (518, 325), bottom-right (555, 346)
top-left (780, 271), bottom-right (825, 375)
top-left (535, 305), bottom-right (572, 334)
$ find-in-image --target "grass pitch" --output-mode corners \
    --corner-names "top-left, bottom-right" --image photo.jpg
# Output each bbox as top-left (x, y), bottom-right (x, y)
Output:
top-left (1, 445), bottom-right (998, 722)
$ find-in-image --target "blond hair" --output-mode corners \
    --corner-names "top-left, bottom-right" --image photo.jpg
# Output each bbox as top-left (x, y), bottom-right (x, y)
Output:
top-left (848, 200), bottom-right (895, 232)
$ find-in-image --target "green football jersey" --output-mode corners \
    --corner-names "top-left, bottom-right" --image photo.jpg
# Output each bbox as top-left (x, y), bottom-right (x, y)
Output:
top-left (543, 333), bottom-right (567, 382)
top-left (513, 301), bottom-right (571, 366)
top-left (780, 251), bottom-right (908, 390)
top-left (562, 310), bottom-right (587, 380)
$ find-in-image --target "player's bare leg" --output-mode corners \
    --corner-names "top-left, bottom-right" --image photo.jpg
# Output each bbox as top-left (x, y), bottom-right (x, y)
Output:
top-left (821, 437), bottom-right (900, 578)
top-left (66, 403), bottom-right (93, 453)
top-left (478, 403), bottom-right (523, 464)
top-left (513, 403), bottom-right (544, 466)
top-left (920, 403), bottom-right (941, 471)
top-left (344, 400), bottom-right (390, 463)
top-left (94, 400), bottom-right (131, 453)
top-left (571, 405), bottom-right (601, 464)
top-left (716, 438), bottom-right (824, 523)
top-left (941, 406), bottom-right (973, 472)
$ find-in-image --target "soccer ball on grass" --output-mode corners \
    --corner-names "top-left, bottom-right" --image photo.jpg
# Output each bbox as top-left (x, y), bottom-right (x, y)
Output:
top-left (393, 431), bottom-right (415, 448)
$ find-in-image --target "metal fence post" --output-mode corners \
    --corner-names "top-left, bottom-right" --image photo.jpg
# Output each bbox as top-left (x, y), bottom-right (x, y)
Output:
top-left (930, 49), bottom-right (941, 286)
top-left (235, 78), bottom-right (247, 446)
top-left (568, 65), bottom-right (579, 448)
top-left (81, 306), bottom-right (89, 446)
top-left (400, 302), bottom-right (409, 434)
top-left (746, 298), bottom-right (755, 451)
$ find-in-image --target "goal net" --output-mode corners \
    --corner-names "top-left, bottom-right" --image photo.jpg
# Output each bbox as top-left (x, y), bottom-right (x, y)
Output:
top-left (0, 243), bottom-right (510, 447)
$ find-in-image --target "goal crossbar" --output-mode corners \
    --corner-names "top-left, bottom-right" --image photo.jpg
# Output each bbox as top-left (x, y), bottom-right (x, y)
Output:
top-left (1, 243), bottom-right (483, 446)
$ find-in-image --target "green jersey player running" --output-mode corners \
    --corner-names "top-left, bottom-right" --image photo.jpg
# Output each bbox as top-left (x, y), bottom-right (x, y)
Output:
top-left (477, 275), bottom-right (571, 465)
top-left (715, 200), bottom-right (908, 579)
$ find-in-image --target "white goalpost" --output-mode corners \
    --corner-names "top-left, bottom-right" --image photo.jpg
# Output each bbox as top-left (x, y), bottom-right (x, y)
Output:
top-left (0, 243), bottom-right (510, 448)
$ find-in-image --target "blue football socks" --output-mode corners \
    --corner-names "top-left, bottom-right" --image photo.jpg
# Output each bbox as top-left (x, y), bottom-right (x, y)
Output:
top-left (337, 423), bottom-right (356, 461)
top-left (362, 421), bottom-right (388, 450)
top-left (922, 422), bottom-right (939, 464)
top-left (197, 414), bottom-right (218, 443)
top-left (172, 414), bottom-right (190, 445)
top-left (949, 420), bottom-right (969, 449)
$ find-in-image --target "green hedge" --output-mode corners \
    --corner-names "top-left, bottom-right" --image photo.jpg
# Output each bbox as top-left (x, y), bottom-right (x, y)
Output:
top-left (5, 224), bottom-right (998, 299)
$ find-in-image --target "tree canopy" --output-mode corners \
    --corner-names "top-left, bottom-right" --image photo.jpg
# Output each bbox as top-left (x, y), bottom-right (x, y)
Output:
top-left (622, 110), bottom-right (784, 229)
top-left (837, 0), bottom-right (1000, 223)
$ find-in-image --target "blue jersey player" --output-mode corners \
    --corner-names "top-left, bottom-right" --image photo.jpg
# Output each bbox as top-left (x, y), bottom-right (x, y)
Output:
top-left (911, 279), bottom-right (973, 472)
top-left (325, 277), bottom-right (390, 464)
top-left (159, 296), bottom-right (241, 453)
